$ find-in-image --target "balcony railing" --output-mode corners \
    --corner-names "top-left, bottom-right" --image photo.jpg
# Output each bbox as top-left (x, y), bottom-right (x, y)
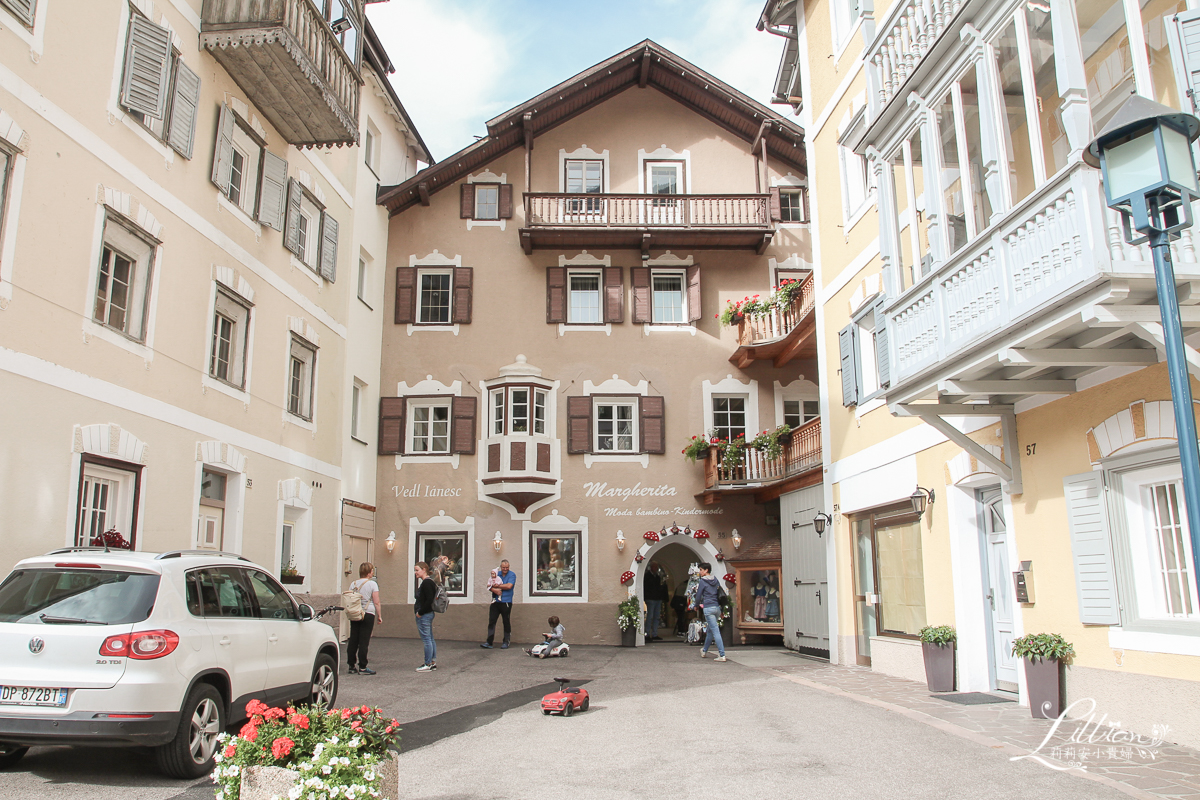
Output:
top-left (866, 0), bottom-right (965, 112)
top-left (201, 0), bottom-right (361, 146)
top-left (737, 274), bottom-right (816, 347)
top-left (525, 194), bottom-right (771, 228)
top-left (703, 418), bottom-right (822, 490)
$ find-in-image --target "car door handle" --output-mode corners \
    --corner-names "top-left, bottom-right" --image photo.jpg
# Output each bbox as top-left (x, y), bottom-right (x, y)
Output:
top-left (268, 634), bottom-right (279, 644)
top-left (219, 637), bottom-right (232, 647)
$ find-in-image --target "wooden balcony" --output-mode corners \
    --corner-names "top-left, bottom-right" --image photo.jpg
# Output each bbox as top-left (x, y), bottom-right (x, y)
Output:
top-left (730, 273), bottom-right (817, 368)
top-left (520, 193), bottom-right (775, 253)
top-left (696, 418), bottom-right (822, 505)
top-left (200, 0), bottom-right (361, 147)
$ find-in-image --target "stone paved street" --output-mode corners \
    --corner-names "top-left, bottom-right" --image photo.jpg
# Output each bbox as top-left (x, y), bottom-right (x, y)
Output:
top-left (1, 641), bottom-right (1196, 799)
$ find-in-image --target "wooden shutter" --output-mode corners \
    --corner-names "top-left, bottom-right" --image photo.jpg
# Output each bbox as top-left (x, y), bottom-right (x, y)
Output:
top-left (686, 265), bottom-right (702, 322)
top-left (283, 178), bottom-right (303, 255)
top-left (567, 396), bottom-right (592, 454)
top-left (603, 267), bottom-right (624, 323)
top-left (257, 150), bottom-right (288, 231)
top-left (873, 293), bottom-right (891, 389)
top-left (498, 184), bottom-right (514, 218)
top-left (211, 103), bottom-right (236, 193)
top-left (1, 0), bottom-right (36, 27)
top-left (631, 267), bottom-right (652, 323)
top-left (1064, 471), bottom-right (1121, 625)
top-left (640, 395), bottom-right (665, 454)
top-left (460, 184), bottom-right (475, 218)
top-left (450, 395), bottom-right (477, 455)
top-left (452, 267), bottom-right (473, 324)
top-left (768, 187), bottom-right (782, 221)
top-left (839, 323), bottom-right (859, 407)
top-left (319, 214), bottom-right (339, 282)
top-left (394, 267), bottom-right (417, 324)
top-left (378, 397), bottom-right (406, 455)
top-left (166, 60), bottom-right (200, 159)
top-left (1175, 10), bottom-right (1200, 114)
top-left (546, 267), bottom-right (567, 323)
top-left (120, 14), bottom-right (172, 119)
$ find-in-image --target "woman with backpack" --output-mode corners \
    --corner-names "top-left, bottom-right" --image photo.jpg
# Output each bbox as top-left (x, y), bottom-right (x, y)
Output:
top-left (414, 561), bottom-right (438, 672)
top-left (346, 562), bottom-right (382, 675)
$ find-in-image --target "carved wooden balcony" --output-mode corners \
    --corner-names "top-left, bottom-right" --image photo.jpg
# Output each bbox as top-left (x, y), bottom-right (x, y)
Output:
top-left (521, 193), bottom-right (775, 253)
top-left (696, 418), bottom-right (822, 505)
top-left (730, 273), bottom-right (817, 368)
top-left (200, 0), bottom-right (361, 147)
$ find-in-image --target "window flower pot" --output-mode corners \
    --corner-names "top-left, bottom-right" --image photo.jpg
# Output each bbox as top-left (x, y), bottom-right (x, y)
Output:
top-left (279, 574), bottom-right (304, 585)
top-left (1023, 656), bottom-right (1063, 719)
top-left (921, 641), bottom-right (956, 692)
top-left (621, 627), bottom-right (637, 647)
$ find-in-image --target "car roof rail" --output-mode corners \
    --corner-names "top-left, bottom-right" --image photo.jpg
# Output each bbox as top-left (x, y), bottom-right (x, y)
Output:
top-left (46, 546), bottom-right (114, 555)
top-left (155, 550), bottom-right (250, 562)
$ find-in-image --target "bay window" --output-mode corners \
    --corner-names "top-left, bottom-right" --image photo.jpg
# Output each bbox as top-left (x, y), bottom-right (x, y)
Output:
top-left (491, 386), bottom-right (548, 436)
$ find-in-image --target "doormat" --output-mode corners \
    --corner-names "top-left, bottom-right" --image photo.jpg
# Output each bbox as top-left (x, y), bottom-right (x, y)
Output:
top-left (931, 692), bottom-right (1015, 705)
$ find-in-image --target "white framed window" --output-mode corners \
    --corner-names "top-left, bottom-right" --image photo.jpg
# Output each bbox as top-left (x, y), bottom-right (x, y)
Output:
top-left (651, 269), bottom-right (686, 324)
top-left (227, 123), bottom-right (265, 216)
top-left (351, 379), bottom-right (365, 441)
top-left (490, 386), bottom-right (548, 435)
top-left (594, 399), bottom-right (637, 453)
top-left (93, 212), bottom-right (157, 343)
top-left (357, 257), bottom-right (369, 305)
top-left (568, 270), bottom-right (601, 324)
top-left (565, 159), bottom-right (604, 213)
top-left (839, 145), bottom-right (870, 222)
top-left (712, 396), bottom-right (747, 442)
top-left (839, 294), bottom-right (891, 407)
top-left (530, 531), bottom-right (581, 597)
top-left (213, 105), bottom-right (288, 231)
top-left (474, 183), bottom-right (499, 220)
top-left (280, 521), bottom-right (294, 574)
top-left (297, 193), bottom-right (322, 268)
top-left (0, 146), bottom-right (11, 244)
top-left (363, 118), bottom-right (379, 175)
top-left (780, 189), bottom-right (806, 223)
top-left (408, 401), bottom-right (451, 454)
top-left (857, 311), bottom-right (881, 398)
top-left (417, 532), bottom-right (468, 596)
top-left (76, 458), bottom-right (140, 548)
top-left (197, 468), bottom-right (227, 550)
top-left (209, 289), bottom-right (251, 389)
top-left (287, 336), bottom-right (317, 421)
top-left (783, 399), bottom-right (819, 428)
top-left (1117, 462), bottom-right (1199, 622)
top-left (418, 269), bottom-right (452, 324)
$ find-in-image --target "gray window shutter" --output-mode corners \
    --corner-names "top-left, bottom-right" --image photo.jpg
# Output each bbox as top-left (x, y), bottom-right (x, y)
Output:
top-left (165, 60), bottom-right (200, 159)
top-left (319, 214), bottom-right (338, 282)
top-left (686, 265), bottom-right (702, 322)
top-left (873, 294), bottom-right (891, 389)
top-left (1064, 471), bottom-right (1121, 625)
top-left (211, 103), bottom-right (235, 193)
top-left (1175, 10), bottom-right (1200, 114)
top-left (283, 178), bottom-right (303, 255)
top-left (120, 14), bottom-right (173, 119)
top-left (256, 151), bottom-right (288, 231)
top-left (1, 0), bottom-right (36, 27)
top-left (839, 323), bottom-right (859, 407)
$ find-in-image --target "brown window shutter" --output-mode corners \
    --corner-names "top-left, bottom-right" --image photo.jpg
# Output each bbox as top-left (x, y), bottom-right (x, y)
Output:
top-left (488, 443), bottom-right (501, 472)
top-left (546, 267), bottom-right (567, 324)
top-left (536, 442), bottom-right (551, 472)
top-left (450, 395), bottom-right (477, 454)
top-left (686, 265), bottom-right (702, 323)
top-left (768, 187), bottom-right (782, 221)
top-left (460, 183), bottom-right (476, 219)
top-left (603, 266), bottom-right (624, 323)
top-left (640, 395), bottom-right (665, 454)
top-left (378, 397), bottom-right (406, 455)
top-left (395, 267), bottom-right (417, 324)
top-left (567, 395), bottom-right (592, 454)
top-left (452, 267), bottom-right (473, 324)
top-left (631, 267), bottom-right (651, 324)
top-left (498, 184), bottom-right (514, 218)
top-left (510, 440), bottom-right (527, 470)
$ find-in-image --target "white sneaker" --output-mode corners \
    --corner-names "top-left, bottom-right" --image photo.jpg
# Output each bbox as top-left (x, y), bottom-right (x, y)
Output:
top-left (700, 650), bottom-right (707, 658)
top-left (714, 656), bottom-right (728, 662)
top-left (416, 664), bottom-right (433, 672)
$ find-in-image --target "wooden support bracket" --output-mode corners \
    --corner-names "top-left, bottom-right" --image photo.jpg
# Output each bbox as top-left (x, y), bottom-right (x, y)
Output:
top-left (895, 403), bottom-right (1022, 494)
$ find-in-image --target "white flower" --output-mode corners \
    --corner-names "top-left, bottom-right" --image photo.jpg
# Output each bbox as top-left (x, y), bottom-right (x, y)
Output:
top-left (289, 787), bottom-right (302, 800)
top-left (330, 736), bottom-right (340, 745)
top-left (322, 765), bottom-right (333, 775)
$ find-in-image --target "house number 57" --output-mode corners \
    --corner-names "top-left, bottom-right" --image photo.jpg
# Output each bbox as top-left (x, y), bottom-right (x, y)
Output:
top-left (1025, 443), bottom-right (1037, 456)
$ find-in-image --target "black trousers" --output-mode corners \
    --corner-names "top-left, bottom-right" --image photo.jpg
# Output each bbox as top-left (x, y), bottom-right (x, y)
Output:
top-left (346, 613), bottom-right (375, 668)
top-left (486, 602), bottom-right (512, 644)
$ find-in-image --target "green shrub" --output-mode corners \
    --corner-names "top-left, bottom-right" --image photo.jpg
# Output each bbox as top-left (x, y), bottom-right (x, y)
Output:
top-left (918, 625), bottom-right (956, 646)
top-left (1011, 632), bottom-right (1075, 663)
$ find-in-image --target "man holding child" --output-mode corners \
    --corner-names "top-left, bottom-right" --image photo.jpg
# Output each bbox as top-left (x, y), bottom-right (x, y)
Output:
top-left (480, 559), bottom-right (516, 649)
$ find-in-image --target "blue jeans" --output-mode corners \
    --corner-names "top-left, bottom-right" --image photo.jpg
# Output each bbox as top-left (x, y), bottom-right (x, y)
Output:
top-left (646, 600), bottom-right (663, 637)
top-left (416, 612), bottom-right (436, 664)
top-left (701, 607), bottom-right (724, 657)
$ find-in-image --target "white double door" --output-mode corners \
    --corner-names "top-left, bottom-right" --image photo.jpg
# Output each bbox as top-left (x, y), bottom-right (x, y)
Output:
top-left (979, 488), bottom-right (1018, 692)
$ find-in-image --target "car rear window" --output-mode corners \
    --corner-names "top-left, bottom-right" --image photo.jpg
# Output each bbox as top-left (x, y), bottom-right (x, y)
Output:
top-left (0, 569), bottom-right (160, 625)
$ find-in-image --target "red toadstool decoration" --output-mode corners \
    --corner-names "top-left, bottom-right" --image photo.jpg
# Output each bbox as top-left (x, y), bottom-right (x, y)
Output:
top-left (723, 573), bottom-right (736, 584)
top-left (643, 531), bottom-right (660, 542)
top-left (620, 571), bottom-right (636, 584)
top-left (693, 529), bottom-right (710, 540)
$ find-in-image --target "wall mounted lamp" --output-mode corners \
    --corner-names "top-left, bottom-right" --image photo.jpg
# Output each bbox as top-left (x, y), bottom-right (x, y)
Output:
top-left (616, 531), bottom-right (626, 552)
top-left (731, 529), bottom-right (742, 550)
top-left (812, 512), bottom-right (832, 537)
top-left (911, 486), bottom-right (936, 518)
top-left (493, 531), bottom-right (503, 552)
top-left (385, 531), bottom-right (396, 553)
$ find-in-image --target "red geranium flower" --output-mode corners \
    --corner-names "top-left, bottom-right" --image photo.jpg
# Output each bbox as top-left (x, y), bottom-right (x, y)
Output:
top-left (239, 722), bottom-right (258, 742)
top-left (271, 736), bottom-right (294, 759)
top-left (287, 713), bottom-right (310, 730)
top-left (263, 707), bottom-right (286, 720)
top-left (245, 699), bottom-right (268, 717)
top-left (223, 744), bottom-right (237, 758)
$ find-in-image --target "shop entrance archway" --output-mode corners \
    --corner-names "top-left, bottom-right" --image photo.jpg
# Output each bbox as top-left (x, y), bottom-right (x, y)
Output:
top-left (627, 533), bottom-right (725, 647)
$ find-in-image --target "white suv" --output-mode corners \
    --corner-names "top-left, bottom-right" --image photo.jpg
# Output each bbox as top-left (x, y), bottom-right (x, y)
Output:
top-left (0, 549), bottom-right (340, 778)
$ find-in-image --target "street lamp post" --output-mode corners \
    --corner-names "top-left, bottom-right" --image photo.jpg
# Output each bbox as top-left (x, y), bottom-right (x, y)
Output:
top-left (1086, 95), bottom-right (1200, 588)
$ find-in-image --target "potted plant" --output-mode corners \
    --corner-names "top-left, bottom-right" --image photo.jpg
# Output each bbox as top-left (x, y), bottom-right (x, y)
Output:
top-left (918, 625), bottom-right (957, 692)
top-left (748, 424), bottom-right (792, 461)
top-left (681, 434), bottom-right (712, 463)
top-left (617, 596), bottom-right (640, 647)
top-left (279, 558), bottom-right (304, 585)
top-left (1012, 633), bottom-right (1075, 719)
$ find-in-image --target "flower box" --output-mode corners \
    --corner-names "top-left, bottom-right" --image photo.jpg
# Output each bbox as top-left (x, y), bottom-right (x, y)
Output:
top-left (279, 574), bottom-right (305, 585)
top-left (240, 752), bottom-right (400, 800)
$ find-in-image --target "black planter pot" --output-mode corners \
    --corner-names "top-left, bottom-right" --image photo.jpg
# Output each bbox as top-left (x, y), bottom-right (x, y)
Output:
top-left (1024, 657), bottom-right (1063, 719)
top-left (922, 641), bottom-right (956, 692)
top-left (620, 627), bottom-right (637, 647)
top-left (279, 575), bottom-right (305, 585)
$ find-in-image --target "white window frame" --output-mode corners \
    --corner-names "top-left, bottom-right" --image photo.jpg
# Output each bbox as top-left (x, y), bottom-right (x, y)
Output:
top-left (839, 144), bottom-right (872, 224)
top-left (474, 182), bottom-right (500, 220)
top-left (650, 268), bottom-right (687, 324)
top-left (351, 379), bottom-right (365, 442)
top-left (357, 256), bottom-right (370, 307)
top-left (296, 193), bottom-right (322, 269)
top-left (76, 460), bottom-right (139, 548)
top-left (593, 397), bottom-right (639, 453)
top-left (416, 268), bottom-right (453, 325)
top-left (856, 308), bottom-right (881, 399)
top-left (407, 400), bottom-right (452, 455)
top-left (92, 211), bottom-right (158, 344)
top-left (830, 0), bottom-right (864, 57)
top-left (287, 335), bottom-right (317, 422)
top-left (363, 118), bottom-right (380, 177)
top-left (567, 268), bottom-right (603, 325)
top-left (711, 395), bottom-right (748, 443)
top-left (490, 385), bottom-right (549, 436)
top-left (415, 531), bottom-right (469, 597)
top-left (208, 288), bottom-right (251, 390)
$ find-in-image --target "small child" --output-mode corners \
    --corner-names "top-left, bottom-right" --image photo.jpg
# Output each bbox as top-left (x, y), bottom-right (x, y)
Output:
top-left (485, 568), bottom-right (501, 602)
top-left (526, 616), bottom-right (566, 657)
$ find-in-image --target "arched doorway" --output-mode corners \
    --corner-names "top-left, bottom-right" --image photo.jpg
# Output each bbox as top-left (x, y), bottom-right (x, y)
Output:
top-left (627, 533), bottom-right (725, 647)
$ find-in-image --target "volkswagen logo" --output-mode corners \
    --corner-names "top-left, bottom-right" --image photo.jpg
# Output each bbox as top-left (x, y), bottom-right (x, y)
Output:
top-left (28, 638), bottom-right (44, 655)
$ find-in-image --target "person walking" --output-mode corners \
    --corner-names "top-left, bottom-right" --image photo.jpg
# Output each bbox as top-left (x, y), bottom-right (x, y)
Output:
top-left (345, 562), bottom-right (382, 675)
top-left (414, 561), bottom-right (437, 672)
top-left (480, 558), bottom-right (516, 649)
top-left (643, 562), bottom-right (668, 641)
top-left (695, 562), bottom-right (727, 662)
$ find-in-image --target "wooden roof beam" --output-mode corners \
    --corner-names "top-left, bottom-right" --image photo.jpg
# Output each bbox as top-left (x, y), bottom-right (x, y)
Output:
top-left (638, 48), bottom-right (651, 88)
top-left (752, 120), bottom-right (771, 156)
top-left (418, 181), bottom-right (430, 206)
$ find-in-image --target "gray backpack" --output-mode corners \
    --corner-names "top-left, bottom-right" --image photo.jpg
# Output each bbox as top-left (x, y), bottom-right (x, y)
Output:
top-left (433, 582), bottom-right (449, 614)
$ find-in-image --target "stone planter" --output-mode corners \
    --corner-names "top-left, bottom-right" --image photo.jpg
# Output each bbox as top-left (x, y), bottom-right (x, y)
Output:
top-left (921, 641), bottom-right (956, 692)
top-left (240, 751), bottom-right (399, 800)
top-left (1024, 656), bottom-right (1063, 719)
top-left (620, 626), bottom-right (637, 647)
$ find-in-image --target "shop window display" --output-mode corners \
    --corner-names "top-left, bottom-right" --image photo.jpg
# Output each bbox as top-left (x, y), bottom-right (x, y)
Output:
top-left (728, 550), bottom-right (784, 644)
top-left (418, 533), bottom-right (466, 596)
top-left (531, 533), bottom-right (579, 596)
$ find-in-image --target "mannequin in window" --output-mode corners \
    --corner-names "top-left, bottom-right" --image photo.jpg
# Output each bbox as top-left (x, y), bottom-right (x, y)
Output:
top-left (753, 578), bottom-right (768, 620)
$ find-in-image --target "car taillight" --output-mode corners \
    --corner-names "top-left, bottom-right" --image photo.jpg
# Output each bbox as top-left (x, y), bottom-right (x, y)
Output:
top-left (100, 630), bottom-right (179, 659)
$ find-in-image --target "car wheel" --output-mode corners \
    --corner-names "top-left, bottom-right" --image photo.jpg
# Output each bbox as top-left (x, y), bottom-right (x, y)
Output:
top-left (309, 653), bottom-right (338, 708)
top-left (581, 696), bottom-right (590, 712)
top-left (560, 649), bottom-right (568, 657)
top-left (563, 701), bottom-right (572, 717)
top-left (541, 709), bottom-right (550, 716)
top-left (155, 683), bottom-right (224, 779)
top-left (0, 744), bottom-right (29, 770)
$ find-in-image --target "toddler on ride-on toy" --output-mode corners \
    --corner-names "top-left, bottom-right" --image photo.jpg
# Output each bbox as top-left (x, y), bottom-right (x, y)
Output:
top-left (526, 616), bottom-right (568, 658)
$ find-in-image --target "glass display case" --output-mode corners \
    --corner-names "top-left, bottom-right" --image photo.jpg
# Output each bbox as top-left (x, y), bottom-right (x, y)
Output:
top-left (729, 558), bottom-right (784, 644)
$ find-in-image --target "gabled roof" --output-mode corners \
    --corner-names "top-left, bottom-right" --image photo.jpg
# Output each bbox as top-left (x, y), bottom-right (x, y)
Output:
top-left (377, 39), bottom-right (806, 216)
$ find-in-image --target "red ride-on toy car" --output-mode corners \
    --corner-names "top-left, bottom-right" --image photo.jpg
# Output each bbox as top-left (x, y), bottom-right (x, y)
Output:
top-left (541, 677), bottom-right (589, 716)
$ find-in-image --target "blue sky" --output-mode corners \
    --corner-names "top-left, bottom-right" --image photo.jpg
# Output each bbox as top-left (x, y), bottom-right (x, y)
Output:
top-left (367, 0), bottom-right (784, 162)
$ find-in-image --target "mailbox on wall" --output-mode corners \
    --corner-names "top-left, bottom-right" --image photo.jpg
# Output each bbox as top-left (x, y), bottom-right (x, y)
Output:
top-left (1013, 561), bottom-right (1035, 604)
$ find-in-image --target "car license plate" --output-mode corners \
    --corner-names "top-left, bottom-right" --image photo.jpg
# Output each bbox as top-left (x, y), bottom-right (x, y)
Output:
top-left (0, 686), bottom-right (68, 706)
